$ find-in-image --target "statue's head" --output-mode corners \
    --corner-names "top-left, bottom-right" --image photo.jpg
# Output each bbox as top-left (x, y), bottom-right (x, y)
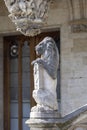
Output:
top-left (35, 37), bottom-right (56, 55)
top-left (33, 36), bottom-right (59, 79)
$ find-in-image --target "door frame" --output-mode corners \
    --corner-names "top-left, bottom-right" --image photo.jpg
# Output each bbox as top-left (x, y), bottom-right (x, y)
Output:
top-left (3, 35), bottom-right (36, 130)
top-left (3, 31), bottom-right (60, 130)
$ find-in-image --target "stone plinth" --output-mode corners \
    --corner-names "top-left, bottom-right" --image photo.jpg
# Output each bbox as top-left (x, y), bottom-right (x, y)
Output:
top-left (30, 111), bottom-right (59, 119)
top-left (26, 118), bottom-right (60, 130)
top-left (26, 109), bottom-right (60, 130)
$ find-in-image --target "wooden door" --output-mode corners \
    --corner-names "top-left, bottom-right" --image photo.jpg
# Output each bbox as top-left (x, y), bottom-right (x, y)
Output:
top-left (4, 31), bottom-right (60, 130)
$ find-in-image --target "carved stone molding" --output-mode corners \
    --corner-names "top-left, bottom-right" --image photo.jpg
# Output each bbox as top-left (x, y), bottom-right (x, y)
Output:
top-left (67, 0), bottom-right (87, 21)
top-left (67, 0), bottom-right (87, 33)
top-left (69, 19), bottom-right (87, 33)
top-left (4, 0), bottom-right (52, 36)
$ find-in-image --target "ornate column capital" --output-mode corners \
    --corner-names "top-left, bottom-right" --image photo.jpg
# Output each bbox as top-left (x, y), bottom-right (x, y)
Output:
top-left (4, 0), bottom-right (52, 36)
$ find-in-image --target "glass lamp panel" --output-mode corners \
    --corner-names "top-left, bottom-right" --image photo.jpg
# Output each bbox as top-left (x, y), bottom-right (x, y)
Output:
top-left (22, 41), bottom-right (30, 57)
top-left (10, 119), bottom-right (18, 130)
top-left (10, 42), bottom-right (19, 130)
top-left (22, 41), bottom-right (30, 130)
top-left (22, 102), bottom-right (30, 118)
top-left (10, 103), bottom-right (18, 118)
top-left (10, 87), bottom-right (18, 101)
top-left (10, 73), bottom-right (18, 87)
top-left (22, 57), bottom-right (30, 72)
top-left (22, 73), bottom-right (30, 87)
top-left (22, 41), bottom-right (30, 100)
top-left (22, 87), bottom-right (30, 100)
top-left (10, 58), bottom-right (18, 73)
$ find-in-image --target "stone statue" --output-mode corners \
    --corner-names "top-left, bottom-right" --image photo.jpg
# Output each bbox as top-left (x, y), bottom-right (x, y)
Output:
top-left (31, 37), bottom-right (59, 112)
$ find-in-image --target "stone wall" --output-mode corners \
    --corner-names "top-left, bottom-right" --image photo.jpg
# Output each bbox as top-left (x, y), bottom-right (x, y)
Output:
top-left (61, 25), bottom-right (87, 116)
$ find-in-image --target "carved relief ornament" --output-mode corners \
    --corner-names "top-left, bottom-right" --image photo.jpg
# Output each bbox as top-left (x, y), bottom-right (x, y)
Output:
top-left (68, 0), bottom-right (87, 33)
top-left (4, 0), bottom-right (51, 36)
top-left (69, 19), bottom-right (87, 33)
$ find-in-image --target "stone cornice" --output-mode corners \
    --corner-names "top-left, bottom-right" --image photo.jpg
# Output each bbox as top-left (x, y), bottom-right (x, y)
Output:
top-left (69, 19), bottom-right (87, 33)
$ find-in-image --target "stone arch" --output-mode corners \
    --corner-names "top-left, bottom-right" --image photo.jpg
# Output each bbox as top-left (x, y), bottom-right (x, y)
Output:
top-left (67, 0), bottom-right (87, 21)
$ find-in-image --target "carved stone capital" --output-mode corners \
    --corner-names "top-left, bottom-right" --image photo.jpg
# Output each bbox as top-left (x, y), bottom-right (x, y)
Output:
top-left (4, 0), bottom-right (51, 36)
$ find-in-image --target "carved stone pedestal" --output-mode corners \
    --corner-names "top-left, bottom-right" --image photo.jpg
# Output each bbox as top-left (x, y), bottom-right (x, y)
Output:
top-left (26, 109), bottom-right (60, 130)
top-left (26, 117), bottom-right (60, 130)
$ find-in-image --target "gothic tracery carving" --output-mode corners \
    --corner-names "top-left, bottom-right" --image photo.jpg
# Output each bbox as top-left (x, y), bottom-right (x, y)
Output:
top-left (68, 0), bottom-right (87, 33)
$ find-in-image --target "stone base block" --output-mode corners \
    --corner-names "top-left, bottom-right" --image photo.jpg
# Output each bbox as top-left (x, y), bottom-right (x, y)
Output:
top-left (26, 110), bottom-right (60, 130)
top-left (30, 111), bottom-right (60, 119)
top-left (26, 118), bottom-right (60, 130)
top-left (29, 128), bottom-right (58, 130)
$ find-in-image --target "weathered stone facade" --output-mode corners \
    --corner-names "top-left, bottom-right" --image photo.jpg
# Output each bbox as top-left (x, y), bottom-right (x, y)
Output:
top-left (0, 0), bottom-right (87, 130)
